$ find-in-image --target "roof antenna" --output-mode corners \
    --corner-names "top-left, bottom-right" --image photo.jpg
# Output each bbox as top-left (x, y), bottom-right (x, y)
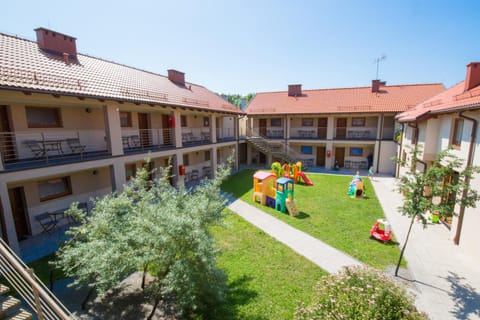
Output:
top-left (374, 54), bottom-right (387, 79)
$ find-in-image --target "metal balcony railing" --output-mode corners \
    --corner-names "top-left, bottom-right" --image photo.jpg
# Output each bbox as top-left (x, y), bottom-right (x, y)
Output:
top-left (334, 127), bottom-right (378, 140)
top-left (216, 127), bottom-right (235, 142)
top-left (181, 127), bottom-right (211, 145)
top-left (289, 126), bottom-right (328, 139)
top-left (0, 131), bottom-right (110, 170)
top-left (0, 128), bottom-right (177, 171)
top-left (121, 128), bottom-right (175, 151)
top-left (0, 238), bottom-right (72, 319)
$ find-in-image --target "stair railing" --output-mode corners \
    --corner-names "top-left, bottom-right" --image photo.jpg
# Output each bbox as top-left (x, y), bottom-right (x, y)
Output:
top-left (246, 127), bottom-right (307, 168)
top-left (0, 238), bottom-right (72, 319)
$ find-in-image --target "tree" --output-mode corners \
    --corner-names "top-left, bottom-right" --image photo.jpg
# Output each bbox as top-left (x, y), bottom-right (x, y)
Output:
top-left (219, 93), bottom-right (256, 109)
top-left (55, 160), bottom-right (232, 318)
top-left (394, 146), bottom-right (480, 276)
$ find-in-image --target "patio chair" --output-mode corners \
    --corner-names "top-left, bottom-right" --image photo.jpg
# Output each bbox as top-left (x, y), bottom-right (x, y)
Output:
top-left (190, 170), bottom-right (199, 181)
top-left (202, 166), bottom-right (212, 179)
top-left (35, 212), bottom-right (57, 234)
top-left (24, 140), bottom-right (44, 158)
top-left (129, 135), bottom-right (141, 148)
top-left (66, 138), bottom-right (86, 154)
top-left (78, 202), bottom-right (89, 215)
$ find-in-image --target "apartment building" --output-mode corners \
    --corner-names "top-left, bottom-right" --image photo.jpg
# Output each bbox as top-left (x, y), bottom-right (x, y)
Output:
top-left (397, 62), bottom-right (480, 255)
top-left (0, 28), bottom-right (244, 252)
top-left (244, 82), bottom-right (444, 174)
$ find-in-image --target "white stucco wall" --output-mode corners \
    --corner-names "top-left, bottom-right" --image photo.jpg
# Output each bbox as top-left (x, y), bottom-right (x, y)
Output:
top-left (378, 141), bottom-right (397, 175)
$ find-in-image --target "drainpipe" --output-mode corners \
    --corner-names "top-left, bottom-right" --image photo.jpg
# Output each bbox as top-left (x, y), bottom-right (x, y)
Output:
top-left (375, 114), bottom-right (384, 173)
top-left (453, 112), bottom-right (477, 245)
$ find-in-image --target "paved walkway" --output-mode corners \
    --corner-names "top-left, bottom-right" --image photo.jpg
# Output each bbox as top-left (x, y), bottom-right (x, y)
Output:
top-left (228, 199), bottom-right (363, 273)
top-left (227, 175), bottom-right (480, 320)
top-left (372, 176), bottom-right (480, 320)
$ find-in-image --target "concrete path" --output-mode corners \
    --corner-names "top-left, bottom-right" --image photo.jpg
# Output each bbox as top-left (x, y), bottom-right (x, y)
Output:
top-left (228, 199), bottom-right (363, 274)
top-left (371, 176), bottom-right (480, 320)
top-left (227, 175), bottom-right (480, 320)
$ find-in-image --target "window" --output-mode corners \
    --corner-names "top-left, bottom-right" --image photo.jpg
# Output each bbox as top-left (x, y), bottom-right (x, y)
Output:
top-left (205, 150), bottom-right (211, 161)
top-left (125, 164), bottom-right (136, 181)
top-left (38, 177), bottom-right (72, 202)
top-left (302, 118), bottom-right (314, 126)
top-left (203, 117), bottom-right (210, 127)
top-left (300, 146), bottom-right (313, 154)
top-left (26, 107), bottom-right (61, 128)
top-left (349, 147), bottom-right (363, 156)
top-left (271, 118), bottom-right (282, 127)
top-left (181, 115), bottom-right (187, 127)
top-left (351, 117), bottom-right (365, 127)
top-left (183, 154), bottom-right (189, 166)
top-left (451, 118), bottom-right (464, 148)
top-left (120, 112), bottom-right (132, 127)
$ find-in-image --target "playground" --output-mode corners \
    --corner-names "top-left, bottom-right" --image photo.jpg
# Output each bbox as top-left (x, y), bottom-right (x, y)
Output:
top-left (252, 161), bottom-right (315, 216)
top-left (222, 168), bottom-right (399, 269)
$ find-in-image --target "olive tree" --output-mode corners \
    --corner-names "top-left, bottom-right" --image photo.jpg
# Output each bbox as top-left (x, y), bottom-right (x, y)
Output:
top-left (55, 159), bottom-right (232, 317)
top-left (394, 146), bottom-right (480, 276)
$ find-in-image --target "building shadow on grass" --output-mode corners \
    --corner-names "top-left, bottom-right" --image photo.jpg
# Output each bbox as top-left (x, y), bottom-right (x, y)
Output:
top-left (444, 271), bottom-right (480, 319)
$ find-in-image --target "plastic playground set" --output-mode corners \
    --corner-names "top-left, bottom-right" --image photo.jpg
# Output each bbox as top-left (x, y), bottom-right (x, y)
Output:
top-left (271, 161), bottom-right (313, 186)
top-left (347, 172), bottom-right (365, 198)
top-left (253, 163), bottom-right (393, 243)
top-left (252, 161), bottom-right (313, 216)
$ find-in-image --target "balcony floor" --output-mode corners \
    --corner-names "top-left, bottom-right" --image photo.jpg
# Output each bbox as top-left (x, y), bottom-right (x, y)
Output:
top-left (4, 151), bottom-right (110, 171)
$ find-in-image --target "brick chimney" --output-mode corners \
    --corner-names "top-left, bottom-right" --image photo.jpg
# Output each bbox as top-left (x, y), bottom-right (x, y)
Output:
top-left (288, 84), bottom-right (302, 96)
top-left (372, 79), bottom-right (386, 92)
top-left (35, 27), bottom-right (77, 60)
top-left (464, 62), bottom-right (480, 91)
top-left (167, 69), bottom-right (185, 86)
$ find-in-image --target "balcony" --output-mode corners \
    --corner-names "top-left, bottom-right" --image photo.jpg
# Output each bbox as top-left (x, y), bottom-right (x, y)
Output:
top-left (266, 129), bottom-right (284, 139)
top-left (216, 127), bottom-right (235, 142)
top-left (0, 128), bottom-right (176, 171)
top-left (182, 128), bottom-right (212, 146)
top-left (334, 127), bottom-right (377, 140)
top-left (290, 127), bottom-right (328, 139)
top-left (0, 131), bottom-right (110, 171)
top-left (121, 128), bottom-right (175, 154)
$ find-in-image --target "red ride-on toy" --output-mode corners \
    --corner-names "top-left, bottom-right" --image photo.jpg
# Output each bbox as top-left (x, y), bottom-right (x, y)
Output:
top-left (370, 219), bottom-right (392, 243)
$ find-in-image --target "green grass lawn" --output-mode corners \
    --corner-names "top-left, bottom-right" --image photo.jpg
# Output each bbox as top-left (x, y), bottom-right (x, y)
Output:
top-left (212, 210), bottom-right (325, 319)
top-left (222, 169), bottom-right (403, 269)
top-left (24, 169), bottom-right (403, 319)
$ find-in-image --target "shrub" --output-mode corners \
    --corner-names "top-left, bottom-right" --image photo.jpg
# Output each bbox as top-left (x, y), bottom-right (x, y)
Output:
top-left (294, 266), bottom-right (428, 320)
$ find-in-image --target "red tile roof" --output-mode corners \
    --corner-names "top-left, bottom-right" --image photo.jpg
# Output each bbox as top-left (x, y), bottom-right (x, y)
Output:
top-left (0, 32), bottom-right (242, 114)
top-left (246, 84), bottom-right (445, 115)
top-left (397, 80), bottom-right (480, 122)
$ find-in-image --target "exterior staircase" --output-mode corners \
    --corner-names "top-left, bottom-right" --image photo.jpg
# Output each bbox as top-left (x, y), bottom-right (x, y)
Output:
top-left (0, 285), bottom-right (32, 320)
top-left (246, 133), bottom-right (308, 170)
top-left (0, 239), bottom-right (72, 320)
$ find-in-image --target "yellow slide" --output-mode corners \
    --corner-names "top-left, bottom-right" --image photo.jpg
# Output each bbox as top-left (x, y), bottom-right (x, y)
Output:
top-left (286, 199), bottom-right (299, 217)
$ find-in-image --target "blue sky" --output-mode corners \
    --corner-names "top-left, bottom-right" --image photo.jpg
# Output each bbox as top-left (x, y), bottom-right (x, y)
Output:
top-left (3, 1), bottom-right (480, 95)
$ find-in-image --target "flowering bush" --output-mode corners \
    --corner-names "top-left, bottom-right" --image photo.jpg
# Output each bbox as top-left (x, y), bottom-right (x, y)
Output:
top-left (294, 266), bottom-right (428, 320)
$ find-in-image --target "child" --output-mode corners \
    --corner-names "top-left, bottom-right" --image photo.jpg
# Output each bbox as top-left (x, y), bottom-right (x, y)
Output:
top-left (353, 171), bottom-right (361, 181)
top-left (368, 166), bottom-right (374, 180)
